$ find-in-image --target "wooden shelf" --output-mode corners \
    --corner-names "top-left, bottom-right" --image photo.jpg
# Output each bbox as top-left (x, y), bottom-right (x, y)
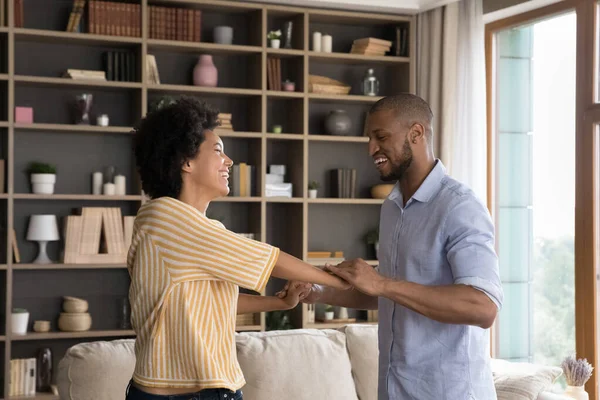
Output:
top-left (14, 75), bottom-right (142, 89)
top-left (0, 194), bottom-right (8, 199)
top-left (147, 83), bottom-right (261, 96)
top-left (147, 38), bottom-right (261, 54)
top-left (0, 74), bottom-right (8, 80)
top-left (12, 263), bottom-right (127, 270)
top-left (13, 194), bottom-right (142, 201)
top-left (266, 133), bottom-right (304, 140)
top-left (14, 123), bottom-right (133, 134)
top-left (309, 51), bottom-right (410, 65)
top-left (10, 330), bottom-right (136, 341)
top-left (0, 121), bottom-right (9, 128)
top-left (0, 265), bottom-right (6, 270)
top-left (308, 198), bottom-right (384, 205)
top-left (266, 48), bottom-right (304, 57)
top-left (14, 28), bottom-right (142, 45)
top-left (0, 336), bottom-right (5, 341)
top-left (235, 325), bottom-right (262, 331)
top-left (308, 93), bottom-right (383, 103)
top-left (8, 393), bottom-right (59, 400)
top-left (308, 134), bottom-right (368, 143)
top-left (267, 91), bottom-right (304, 98)
top-left (213, 130), bottom-right (262, 138)
top-left (265, 197), bottom-right (304, 203)
top-left (215, 196), bottom-right (262, 202)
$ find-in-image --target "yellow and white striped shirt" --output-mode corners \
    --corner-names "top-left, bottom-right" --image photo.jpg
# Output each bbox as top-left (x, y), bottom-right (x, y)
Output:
top-left (127, 196), bottom-right (279, 390)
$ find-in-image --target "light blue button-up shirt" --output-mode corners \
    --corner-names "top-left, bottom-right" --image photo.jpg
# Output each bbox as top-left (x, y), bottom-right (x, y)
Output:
top-left (377, 160), bottom-right (503, 400)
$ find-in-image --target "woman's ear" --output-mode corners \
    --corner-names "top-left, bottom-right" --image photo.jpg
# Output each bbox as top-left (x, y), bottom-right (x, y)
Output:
top-left (182, 160), bottom-right (193, 173)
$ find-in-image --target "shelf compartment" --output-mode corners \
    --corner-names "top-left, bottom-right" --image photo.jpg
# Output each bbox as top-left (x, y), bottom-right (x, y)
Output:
top-left (308, 203), bottom-right (380, 260)
top-left (207, 202), bottom-right (261, 240)
top-left (148, 51), bottom-right (261, 89)
top-left (221, 137), bottom-right (261, 198)
top-left (147, 92), bottom-right (261, 132)
top-left (267, 9), bottom-right (305, 51)
top-left (267, 97), bottom-right (303, 135)
top-left (267, 139), bottom-right (304, 198)
top-left (267, 54), bottom-right (304, 93)
top-left (309, 102), bottom-right (371, 138)
top-left (308, 140), bottom-right (383, 199)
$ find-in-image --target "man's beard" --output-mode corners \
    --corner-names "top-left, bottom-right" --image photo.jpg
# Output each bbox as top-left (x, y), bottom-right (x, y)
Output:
top-left (380, 136), bottom-right (413, 182)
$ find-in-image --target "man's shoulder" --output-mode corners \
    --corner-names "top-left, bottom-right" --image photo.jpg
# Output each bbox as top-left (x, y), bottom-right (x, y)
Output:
top-left (437, 175), bottom-right (486, 211)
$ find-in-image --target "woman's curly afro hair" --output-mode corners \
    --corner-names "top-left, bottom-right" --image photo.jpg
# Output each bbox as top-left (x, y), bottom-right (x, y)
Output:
top-left (133, 96), bottom-right (220, 199)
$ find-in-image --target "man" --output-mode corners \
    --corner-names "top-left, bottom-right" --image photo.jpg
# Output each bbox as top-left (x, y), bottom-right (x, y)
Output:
top-left (281, 94), bottom-right (503, 399)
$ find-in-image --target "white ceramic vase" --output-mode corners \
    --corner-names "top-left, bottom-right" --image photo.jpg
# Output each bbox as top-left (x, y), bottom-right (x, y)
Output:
top-left (324, 311), bottom-right (334, 321)
top-left (270, 39), bottom-right (280, 48)
top-left (11, 311), bottom-right (29, 335)
top-left (31, 173), bottom-right (56, 194)
top-left (308, 189), bottom-right (317, 199)
top-left (564, 385), bottom-right (589, 400)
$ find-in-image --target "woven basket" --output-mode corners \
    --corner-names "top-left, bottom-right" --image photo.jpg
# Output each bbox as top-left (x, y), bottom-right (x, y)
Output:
top-left (308, 75), bottom-right (351, 95)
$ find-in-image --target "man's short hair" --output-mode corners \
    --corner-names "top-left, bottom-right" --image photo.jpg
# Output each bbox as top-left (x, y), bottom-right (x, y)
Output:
top-left (368, 93), bottom-right (433, 133)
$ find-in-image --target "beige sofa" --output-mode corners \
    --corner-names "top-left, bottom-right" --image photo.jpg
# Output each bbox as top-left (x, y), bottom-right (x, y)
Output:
top-left (56, 324), bottom-right (569, 400)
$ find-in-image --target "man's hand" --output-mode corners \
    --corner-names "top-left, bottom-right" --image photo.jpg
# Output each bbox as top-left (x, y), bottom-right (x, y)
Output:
top-left (278, 281), bottom-right (313, 309)
top-left (327, 258), bottom-right (388, 297)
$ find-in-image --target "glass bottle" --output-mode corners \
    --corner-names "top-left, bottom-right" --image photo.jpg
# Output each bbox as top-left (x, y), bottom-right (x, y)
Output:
top-left (362, 68), bottom-right (379, 96)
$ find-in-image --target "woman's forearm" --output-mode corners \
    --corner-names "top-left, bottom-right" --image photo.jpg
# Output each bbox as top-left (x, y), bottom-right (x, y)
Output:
top-left (271, 252), bottom-right (349, 291)
top-left (237, 293), bottom-right (289, 314)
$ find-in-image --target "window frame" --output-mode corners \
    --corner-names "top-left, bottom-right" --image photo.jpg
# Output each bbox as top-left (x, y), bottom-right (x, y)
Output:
top-left (485, 0), bottom-right (599, 397)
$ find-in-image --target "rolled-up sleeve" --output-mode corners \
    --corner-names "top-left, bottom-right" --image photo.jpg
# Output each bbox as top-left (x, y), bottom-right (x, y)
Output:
top-left (444, 195), bottom-right (504, 310)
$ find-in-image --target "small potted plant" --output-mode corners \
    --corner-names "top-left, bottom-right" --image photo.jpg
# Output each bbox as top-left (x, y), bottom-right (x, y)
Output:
top-left (365, 228), bottom-right (379, 260)
top-left (27, 162), bottom-right (57, 194)
top-left (324, 305), bottom-right (334, 321)
top-left (11, 307), bottom-right (29, 335)
top-left (268, 30), bottom-right (282, 48)
top-left (308, 181), bottom-right (319, 199)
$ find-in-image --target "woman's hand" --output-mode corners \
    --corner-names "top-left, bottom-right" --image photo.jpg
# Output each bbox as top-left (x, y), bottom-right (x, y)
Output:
top-left (280, 281), bottom-right (313, 309)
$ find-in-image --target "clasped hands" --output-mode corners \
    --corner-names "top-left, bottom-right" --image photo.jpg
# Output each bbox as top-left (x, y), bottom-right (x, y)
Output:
top-left (277, 258), bottom-right (388, 302)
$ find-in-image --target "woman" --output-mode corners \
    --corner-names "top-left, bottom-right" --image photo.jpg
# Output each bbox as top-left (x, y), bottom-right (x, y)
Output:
top-left (126, 96), bottom-right (349, 400)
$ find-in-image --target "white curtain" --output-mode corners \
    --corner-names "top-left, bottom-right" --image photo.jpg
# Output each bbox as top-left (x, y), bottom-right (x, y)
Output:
top-left (417, 0), bottom-right (487, 203)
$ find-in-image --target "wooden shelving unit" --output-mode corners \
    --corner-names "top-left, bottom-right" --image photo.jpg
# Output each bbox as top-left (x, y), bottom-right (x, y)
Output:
top-left (0, 0), bottom-right (414, 397)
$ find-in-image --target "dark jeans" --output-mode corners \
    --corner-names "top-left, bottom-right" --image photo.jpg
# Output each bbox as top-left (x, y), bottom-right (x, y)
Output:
top-left (125, 380), bottom-right (243, 400)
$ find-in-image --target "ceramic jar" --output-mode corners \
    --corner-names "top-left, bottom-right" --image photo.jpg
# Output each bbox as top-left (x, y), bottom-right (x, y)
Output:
top-left (193, 55), bottom-right (218, 87)
top-left (324, 110), bottom-right (351, 136)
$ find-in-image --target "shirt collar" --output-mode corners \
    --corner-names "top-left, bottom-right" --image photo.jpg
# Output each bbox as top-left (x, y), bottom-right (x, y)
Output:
top-left (388, 159), bottom-right (447, 207)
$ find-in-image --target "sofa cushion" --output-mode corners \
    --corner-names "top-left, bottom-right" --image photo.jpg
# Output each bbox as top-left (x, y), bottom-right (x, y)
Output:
top-left (236, 329), bottom-right (359, 400)
top-left (57, 339), bottom-right (136, 400)
top-left (340, 324), bottom-right (379, 400)
top-left (491, 358), bottom-right (563, 400)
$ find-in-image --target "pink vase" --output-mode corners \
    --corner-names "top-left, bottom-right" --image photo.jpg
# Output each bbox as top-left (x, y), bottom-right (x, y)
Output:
top-left (193, 55), bottom-right (218, 87)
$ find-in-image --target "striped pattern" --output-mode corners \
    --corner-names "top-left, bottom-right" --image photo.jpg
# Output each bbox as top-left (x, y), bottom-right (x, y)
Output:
top-left (127, 196), bottom-right (279, 390)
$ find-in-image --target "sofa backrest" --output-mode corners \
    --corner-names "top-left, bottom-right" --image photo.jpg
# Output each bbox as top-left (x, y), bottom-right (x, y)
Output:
top-left (57, 325), bottom-right (379, 400)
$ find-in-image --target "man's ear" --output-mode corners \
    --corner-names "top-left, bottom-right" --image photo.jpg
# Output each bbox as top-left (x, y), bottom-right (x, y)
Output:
top-left (410, 123), bottom-right (425, 143)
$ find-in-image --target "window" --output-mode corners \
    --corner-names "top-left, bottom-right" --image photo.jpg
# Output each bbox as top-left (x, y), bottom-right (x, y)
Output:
top-left (493, 12), bottom-right (577, 377)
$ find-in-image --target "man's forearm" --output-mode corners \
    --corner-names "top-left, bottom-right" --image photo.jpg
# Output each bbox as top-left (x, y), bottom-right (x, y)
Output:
top-left (318, 286), bottom-right (378, 310)
top-left (378, 279), bottom-right (497, 328)
top-left (237, 293), bottom-right (289, 314)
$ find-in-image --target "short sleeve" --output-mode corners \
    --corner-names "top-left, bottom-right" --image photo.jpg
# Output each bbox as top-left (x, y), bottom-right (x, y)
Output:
top-left (444, 195), bottom-right (504, 310)
top-left (137, 197), bottom-right (279, 292)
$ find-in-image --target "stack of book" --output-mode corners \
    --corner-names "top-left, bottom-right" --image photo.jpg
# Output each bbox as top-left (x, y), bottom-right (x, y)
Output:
top-left (66, 0), bottom-right (86, 32)
top-left (267, 58), bottom-right (281, 91)
top-left (217, 113), bottom-right (234, 131)
top-left (62, 207), bottom-right (134, 264)
top-left (229, 163), bottom-right (255, 197)
top-left (329, 168), bottom-right (357, 198)
top-left (350, 37), bottom-right (392, 56)
top-left (87, 0), bottom-right (141, 37)
top-left (102, 50), bottom-right (137, 82)
top-left (62, 69), bottom-right (106, 81)
top-left (9, 358), bottom-right (36, 396)
top-left (148, 6), bottom-right (201, 41)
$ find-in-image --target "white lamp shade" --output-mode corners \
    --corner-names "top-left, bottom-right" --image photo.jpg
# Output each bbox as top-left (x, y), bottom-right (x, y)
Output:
top-left (27, 215), bottom-right (60, 241)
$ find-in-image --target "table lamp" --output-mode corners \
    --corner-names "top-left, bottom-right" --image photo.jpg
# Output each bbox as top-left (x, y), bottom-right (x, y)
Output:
top-left (27, 214), bottom-right (59, 264)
